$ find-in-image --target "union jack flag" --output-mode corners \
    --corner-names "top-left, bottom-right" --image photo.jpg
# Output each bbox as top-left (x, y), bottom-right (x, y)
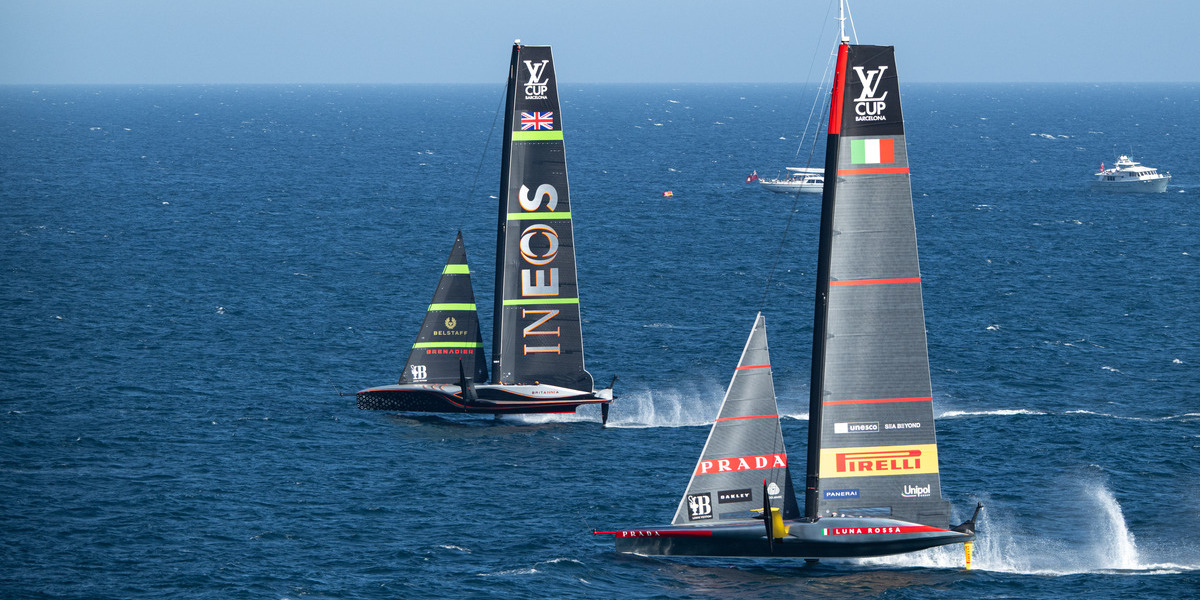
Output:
top-left (520, 111), bottom-right (554, 131)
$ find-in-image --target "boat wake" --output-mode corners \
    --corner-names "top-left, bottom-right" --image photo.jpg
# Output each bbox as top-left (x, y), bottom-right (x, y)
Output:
top-left (1064, 409), bottom-right (1200, 423)
top-left (505, 382), bottom-right (726, 428)
top-left (604, 383), bottom-right (727, 428)
top-left (936, 408), bottom-right (1198, 423)
top-left (938, 408), bottom-right (1048, 418)
top-left (477, 557), bottom-right (585, 578)
top-left (858, 483), bottom-right (1200, 575)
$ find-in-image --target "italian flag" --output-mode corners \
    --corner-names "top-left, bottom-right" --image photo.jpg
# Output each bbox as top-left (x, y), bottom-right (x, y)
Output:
top-left (850, 138), bottom-right (895, 164)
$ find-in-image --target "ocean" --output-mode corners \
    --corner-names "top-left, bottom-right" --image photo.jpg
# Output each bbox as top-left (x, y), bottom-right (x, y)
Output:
top-left (2, 81), bottom-right (1198, 599)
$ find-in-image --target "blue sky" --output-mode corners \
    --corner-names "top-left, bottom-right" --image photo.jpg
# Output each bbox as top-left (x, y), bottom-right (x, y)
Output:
top-left (2, 0), bottom-right (1197, 84)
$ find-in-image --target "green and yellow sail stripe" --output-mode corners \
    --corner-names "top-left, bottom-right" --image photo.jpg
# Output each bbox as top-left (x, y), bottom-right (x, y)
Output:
top-left (442, 264), bottom-right (470, 274)
top-left (506, 211), bottom-right (572, 221)
top-left (412, 341), bottom-right (484, 349)
top-left (502, 298), bottom-right (580, 306)
top-left (511, 130), bottom-right (564, 141)
top-left (427, 303), bottom-right (476, 311)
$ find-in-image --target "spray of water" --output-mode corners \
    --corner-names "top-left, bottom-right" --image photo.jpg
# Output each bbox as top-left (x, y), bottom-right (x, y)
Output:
top-left (509, 382), bottom-right (726, 428)
top-left (604, 382), bottom-right (728, 428)
top-left (1090, 485), bottom-right (1141, 570)
top-left (861, 481), bottom-right (1197, 574)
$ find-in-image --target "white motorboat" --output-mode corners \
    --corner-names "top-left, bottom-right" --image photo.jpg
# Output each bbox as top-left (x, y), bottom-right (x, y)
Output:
top-left (1091, 155), bottom-right (1170, 193)
top-left (759, 167), bottom-right (824, 194)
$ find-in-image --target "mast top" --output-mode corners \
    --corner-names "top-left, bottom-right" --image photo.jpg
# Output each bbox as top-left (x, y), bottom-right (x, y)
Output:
top-left (839, 0), bottom-right (849, 43)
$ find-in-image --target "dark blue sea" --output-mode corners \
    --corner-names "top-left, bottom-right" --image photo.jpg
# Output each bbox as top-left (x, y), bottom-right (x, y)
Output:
top-left (2, 82), bottom-right (1198, 599)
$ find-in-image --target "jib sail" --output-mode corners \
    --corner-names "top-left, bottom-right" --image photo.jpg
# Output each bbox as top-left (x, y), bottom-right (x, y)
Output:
top-left (673, 314), bottom-right (800, 525)
top-left (399, 231), bottom-right (488, 385)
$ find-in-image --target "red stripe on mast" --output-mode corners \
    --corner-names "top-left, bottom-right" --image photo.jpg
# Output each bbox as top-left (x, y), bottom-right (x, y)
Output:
top-left (827, 44), bottom-right (849, 135)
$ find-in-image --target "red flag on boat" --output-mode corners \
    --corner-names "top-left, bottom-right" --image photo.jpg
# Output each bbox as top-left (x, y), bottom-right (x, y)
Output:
top-left (745, 170), bottom-right (759, 183)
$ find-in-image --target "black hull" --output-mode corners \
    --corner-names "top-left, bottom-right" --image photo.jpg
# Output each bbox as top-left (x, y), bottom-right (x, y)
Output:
top-left (601, 517), bottom-right (973, 559)
top-left (356, 384), bottom-right (612, 416)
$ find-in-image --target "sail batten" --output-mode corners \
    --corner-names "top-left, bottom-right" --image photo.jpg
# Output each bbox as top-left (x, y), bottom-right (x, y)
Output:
top-left (506, 211), bottom-right (572, 220)
top-left (825, 397), bottom-right (931, 405)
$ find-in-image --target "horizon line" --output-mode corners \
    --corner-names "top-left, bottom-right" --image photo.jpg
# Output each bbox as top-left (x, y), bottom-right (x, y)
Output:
top-left (3, 80), bottom-right (1197, 87)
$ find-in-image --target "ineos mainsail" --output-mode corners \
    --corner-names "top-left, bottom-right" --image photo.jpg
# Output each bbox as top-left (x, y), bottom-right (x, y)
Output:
top-left (595, 9), bottom-right (979, 560)
top-left (357, 42), bottom-right (614, 422)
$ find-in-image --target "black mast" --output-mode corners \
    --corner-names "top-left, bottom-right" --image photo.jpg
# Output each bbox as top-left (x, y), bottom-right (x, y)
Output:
top-left (492, 42), bottom-right (521, 382)
top-left (805, 40), bottom-right (849, 520)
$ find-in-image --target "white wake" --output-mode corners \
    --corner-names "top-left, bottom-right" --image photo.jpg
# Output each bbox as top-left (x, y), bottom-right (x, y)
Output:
top-left (859, 483), bottom-right (1198, 575)
top-left (509, 382), bottom-right (726, 428)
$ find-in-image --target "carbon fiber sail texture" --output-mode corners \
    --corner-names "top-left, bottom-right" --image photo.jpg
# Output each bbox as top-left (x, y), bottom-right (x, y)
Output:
top-left (492, 43), bottom-right (594, 392)
top-left (806, 45), bottom-right (951, 528)
top-left (399, 231), bottom-right (488, 385)
top-left (672, 314), bottom-right (800, 525)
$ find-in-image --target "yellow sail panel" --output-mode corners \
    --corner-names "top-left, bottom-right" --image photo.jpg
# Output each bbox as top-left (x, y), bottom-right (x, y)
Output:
top-left (819, 444), bottom-right (940, 478)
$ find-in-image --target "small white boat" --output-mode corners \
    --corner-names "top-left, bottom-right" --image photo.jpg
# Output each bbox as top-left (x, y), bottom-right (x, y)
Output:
top-left (759, 167), bottom-right (824, 194)
top-left (1090, 155), bottom-right (1170, 193)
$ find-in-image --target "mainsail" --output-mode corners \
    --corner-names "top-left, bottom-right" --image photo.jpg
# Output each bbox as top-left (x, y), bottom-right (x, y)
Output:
top-left (493, 43), bottom-right (594, 392)
top-left (805, 44), bottom-right (952, 528)
top-left (671, 313), bottom-right (800, 525)
top-left (397, 231), bottom-right (488, 385)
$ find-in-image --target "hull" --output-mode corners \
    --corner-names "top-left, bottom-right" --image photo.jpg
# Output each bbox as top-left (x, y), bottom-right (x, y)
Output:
top-left (356, 382), bottom-right (612, 415)
top-left (759, 179), bottom-right (823, 193)
top-left (603, 516), bottom-right (972, 559)
top-left (1090, 175), bottom-right (1170, 193)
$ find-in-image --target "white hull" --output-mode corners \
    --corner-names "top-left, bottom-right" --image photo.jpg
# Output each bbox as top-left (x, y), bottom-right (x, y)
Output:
top-left (759, 179), bottom-right (823, 194)
top-left (1090, 175), bottom-right (1170, 193)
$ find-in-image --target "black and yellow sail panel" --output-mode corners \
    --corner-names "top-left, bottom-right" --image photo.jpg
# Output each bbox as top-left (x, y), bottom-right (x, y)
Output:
top-left (398, 232), bottom-right (489, 385)
top-left (819, 444), bottom-right (941, 477)
top-left (808, 43), bottom-right (951, 529)
top-left (493, 42), bottom-right (593, 392)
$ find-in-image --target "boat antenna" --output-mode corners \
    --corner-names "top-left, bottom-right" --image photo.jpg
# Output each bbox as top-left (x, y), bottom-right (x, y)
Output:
top-left (839, 0), bottom-right (858, 44)
top-left (838, 0), bottom-right (847, 43)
